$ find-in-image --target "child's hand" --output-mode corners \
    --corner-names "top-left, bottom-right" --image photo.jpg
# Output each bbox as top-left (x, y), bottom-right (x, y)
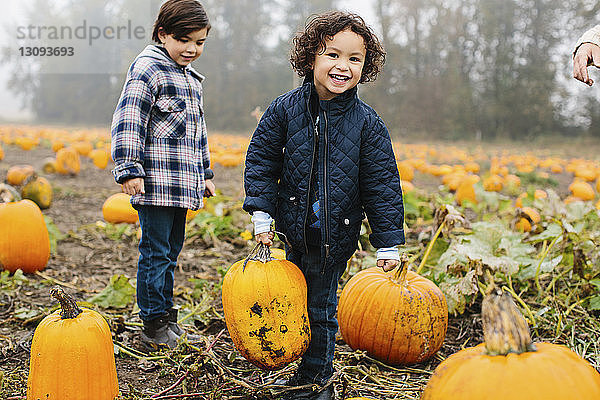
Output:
top-left (204, 179), bottom-right (216, 197)
top-left (255, 231), bottom-right (275, 246)
top-left (573, 42), bottom-right (600, 86)
top-left (377, 258), bottom-right (398, 272)
top-left (122, 177), bottom-right (145, 196)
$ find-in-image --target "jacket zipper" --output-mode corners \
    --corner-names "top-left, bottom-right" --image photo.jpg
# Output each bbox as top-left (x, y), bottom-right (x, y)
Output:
top-left (323, 112), bottom-right (330, 271)
top-left (303, 95), bottom-right (318, 255)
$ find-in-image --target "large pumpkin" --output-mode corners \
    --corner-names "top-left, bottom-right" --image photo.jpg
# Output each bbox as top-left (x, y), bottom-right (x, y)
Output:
top-left (421, 291), bottom-right (600, 399)
top-left (338, 257), bottom-right (448, 365)
top-left (102, 193), bottom-right (138, 224)
top-left (222, 244), bottom-right (310, 370)
top-left (0, 199), bottom-right (50, 273)
top-left (27, 287), bottom-right (119, 400)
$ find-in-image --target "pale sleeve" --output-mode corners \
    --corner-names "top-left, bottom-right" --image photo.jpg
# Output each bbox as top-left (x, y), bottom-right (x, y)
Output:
top-left (574, 25), bottom-right (600, 57)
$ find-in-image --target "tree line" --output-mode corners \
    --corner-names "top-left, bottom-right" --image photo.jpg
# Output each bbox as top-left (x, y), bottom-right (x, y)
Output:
top-left (3, 0), bottom-right (600, 140)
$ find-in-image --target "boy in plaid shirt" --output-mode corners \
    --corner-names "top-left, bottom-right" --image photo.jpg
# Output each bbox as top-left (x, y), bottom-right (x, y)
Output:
top-left (111, 0), bottom-right (214, 350)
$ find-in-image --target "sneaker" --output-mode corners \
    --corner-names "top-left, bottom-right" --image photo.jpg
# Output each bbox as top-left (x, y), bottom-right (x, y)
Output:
top-left (140, 313), bottom-right (180, 351)
top-left (167, 308), bottom-right (201, 341)
top-left (276, 374), bottom-right (335, 400)
top-left (279, 385), bottom-right (334, 400)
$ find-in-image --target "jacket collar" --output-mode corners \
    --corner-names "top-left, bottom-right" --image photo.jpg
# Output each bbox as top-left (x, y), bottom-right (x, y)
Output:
top-left (302, 74), bottom-right (358, 115)
top-left (137, 45), bottom-right (205, 82)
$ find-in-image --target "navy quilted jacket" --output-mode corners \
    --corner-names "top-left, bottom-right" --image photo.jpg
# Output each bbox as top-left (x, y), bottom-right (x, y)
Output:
top-left (244, 80), bottom-right (405, 267)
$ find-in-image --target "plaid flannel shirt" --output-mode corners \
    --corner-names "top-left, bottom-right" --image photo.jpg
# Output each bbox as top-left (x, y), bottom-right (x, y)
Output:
top-left (111, 45), bottom-right (212, 210)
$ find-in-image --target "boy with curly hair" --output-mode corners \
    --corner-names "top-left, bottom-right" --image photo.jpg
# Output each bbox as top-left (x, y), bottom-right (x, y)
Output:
top-left (243, 10), bottom-right (405, 400)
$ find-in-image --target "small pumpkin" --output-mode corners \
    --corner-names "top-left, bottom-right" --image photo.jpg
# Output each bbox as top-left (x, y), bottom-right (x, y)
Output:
top-left (421, 291), bottom-right (600, 399)
top-left (89, 148), bottom-right (110, 169)
top-left (72, 141), bottom-right (93, 156)
top-left (21, 175), bottom-right (53, 209)
top-left (0, 143), bottom-right (4, 161)
top-left (55, 147), bottom-right (81, 175)
top-left (102, 193), bottom-right (138, 224)
top-left (27, 287), bottom-right (119, 400)
top-left (222, 243), bottom-right (310, 370)
top-left (42, 157), bottom-right (57, 174)
top-left (483, 174), bottom-right (503, 192)
top-left (569, 180), bottom-right (595, 201)
top-left (455, 175), bottom-right (479, 206)
top-left (6, 164), bottom-right (35, 186)
top-left (186, 208), bottom-right (201, 221)
top-left (0, 199), bottom-right (50, 273)
top-left (338, 256), bottom-right (448, 365)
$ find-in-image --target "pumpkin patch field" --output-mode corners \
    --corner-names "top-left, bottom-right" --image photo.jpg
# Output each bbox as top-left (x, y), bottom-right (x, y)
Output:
top-left (1, 125), bottom-right (599, 399)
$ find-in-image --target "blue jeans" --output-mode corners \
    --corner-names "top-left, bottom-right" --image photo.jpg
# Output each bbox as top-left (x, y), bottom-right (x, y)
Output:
top-left (134, 204), bottom-right (187, 321)
top-left (287, 245), bottom-right (347, 385)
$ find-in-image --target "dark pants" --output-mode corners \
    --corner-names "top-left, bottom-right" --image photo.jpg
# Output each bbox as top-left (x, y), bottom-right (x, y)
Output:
top-left (287, 245), bottom-right (347, 385)
top-left (134, 204), bottom-right (187, 321)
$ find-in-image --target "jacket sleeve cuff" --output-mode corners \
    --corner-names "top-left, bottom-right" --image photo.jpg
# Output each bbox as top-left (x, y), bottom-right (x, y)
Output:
top-left (243, 197), bottom-right (276, 218)
top-left (369, 229), bottom-right (405, 249)
top-left (204, 168), bottom-right (214, 180)
top-left (112, 161), bottom-right (145, 184)
top-left (376, 247), bottom-right (400, 261)
top-left (251, 211), bottom-right (273, 235)
top-left (574, 25), bottom-right (600, 57)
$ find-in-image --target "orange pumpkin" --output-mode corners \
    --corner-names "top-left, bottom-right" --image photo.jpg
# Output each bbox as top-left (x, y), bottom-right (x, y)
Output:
top-left (0, 143), bottom-right (4, 161)
top-left (483, 174), bottom-right (503, 192)
top-left (186, 208), bottom-right (201, 221)
top-left (0, 199), bottom-right (50, 273)
top-left (21, 175), bottom-right (53, 209)
top-left (6, 164), bottom-right (35, 186)
top-left (222, 244), bottom-right (310, 370)
top-left (397, 160), bottom-right (415, 182)
top-left (72, 141), bottom-right (93, 156)
top-left (102, 193), bottom-right (138, 224)
top-left (89, 148), bottom-right (110, 169)
top-left (338, 258), bottom-right (448, 365)
top-left (27, 287), bottom-right (119, 400)
top-left (422, 291), bottom-right (600, 399)
top-left (569, 180), bottom-right (595, 201)
top-left (455, 175), bottom-right (479, 206)
top-left (55, 147), bottom-right (81, 175)
top-left (42, 157), bottom-right (57, 174)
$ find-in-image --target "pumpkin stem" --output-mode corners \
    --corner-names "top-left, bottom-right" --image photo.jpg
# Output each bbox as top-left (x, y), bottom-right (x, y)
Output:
top-left (482, 290), bottom-right (536, 356)
top-left (242, 242), bottom-right (274, 271)
top-left (50, 286), bottom-right (83, 319)
top-left (392, 253), bottom-right (410, 285)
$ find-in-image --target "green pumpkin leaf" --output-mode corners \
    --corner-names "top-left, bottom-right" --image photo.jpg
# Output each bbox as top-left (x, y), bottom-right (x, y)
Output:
top-left (437, 221), bottom-right (536, 276)
top-left (14, 307), bottom-right (41, 320)
top-left (88, 274), bottom-right (135, 309)
top-left (43, 216), bottom-right (65, 255)
top-left (588, 296), bottom-right (600, 311)
top-left (528, 223), bottom-right (562, 242)
top-left (438, 270), bottom-right (479, 315)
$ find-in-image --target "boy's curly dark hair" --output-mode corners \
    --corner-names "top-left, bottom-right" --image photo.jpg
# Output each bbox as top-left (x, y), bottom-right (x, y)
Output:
top-left (290, 11), bottom-right (385, 84)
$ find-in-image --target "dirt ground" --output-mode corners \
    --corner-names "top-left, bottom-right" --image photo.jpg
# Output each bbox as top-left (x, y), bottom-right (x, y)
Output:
top-left (0, 139), bottom-right (593, 399)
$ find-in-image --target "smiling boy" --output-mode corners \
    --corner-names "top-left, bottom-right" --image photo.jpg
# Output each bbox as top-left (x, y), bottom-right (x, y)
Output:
top-left (244, 10), bottom-right (405, 400)
top-left (111, 0), bottom-right (214, 350)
